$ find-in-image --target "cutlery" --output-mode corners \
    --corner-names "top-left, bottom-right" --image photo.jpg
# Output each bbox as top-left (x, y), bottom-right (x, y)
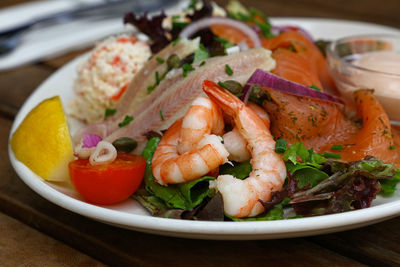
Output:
top-left (0, 0), bottom-right (179, 56)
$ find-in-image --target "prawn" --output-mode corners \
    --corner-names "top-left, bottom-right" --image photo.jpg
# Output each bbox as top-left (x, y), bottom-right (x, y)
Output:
top-left (203, 80), bottom-right (286, 218)
top-left (223, 102), bottom-right (270, 162)
top-left (152, 97), bottom-right (228, 185)
top-left (178, 97), bottom-right (224, 154)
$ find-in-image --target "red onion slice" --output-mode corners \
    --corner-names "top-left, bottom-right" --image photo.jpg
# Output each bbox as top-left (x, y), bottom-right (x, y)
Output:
top-left (82, 134), bottom-right (102, 148)
top-left (71, 123), bottom-right (108, 146)
top-left (241, 69), bottom-right (344, 105)
top-left (179, 17), bottom-right (262, 49)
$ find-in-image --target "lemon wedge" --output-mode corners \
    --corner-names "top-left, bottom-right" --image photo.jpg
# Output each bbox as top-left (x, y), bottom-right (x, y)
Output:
top-left (10, 96), bottom-right (74, 181)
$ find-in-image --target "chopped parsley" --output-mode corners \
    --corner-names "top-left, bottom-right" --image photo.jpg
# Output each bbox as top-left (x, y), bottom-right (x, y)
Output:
top-left (225, 64), bottom-right (234, 76)
top-left (104, 108), bottom-right (117, 119)
top-left (182, 63), bottom-right (195, 77)
top-left (228, 7), bottom-right (273, 38)
top-left (172, 21), bottom-right (189, 29)
top-left (217, 81), bottom-right (228, 89)
top-left (275, 139), bottom-right (287, 154)
top-left (118, 115), bottom-right (134, 127)
top-left (331, 144), bottom-right (344, 150)
top-left (214, 37), bottom-right (235, 49)
top-left (172, 37), bottom-right (181, 46)
top-left (390, 145), bottom-right (396, 150)
top-left (188, 0), bottom-right (198, 9)
top-left (156, 57), bottom-right (164, 63)
top-left (155, 71), bottom-right (160, 85)
top-left (147, 84), bottom-right (156, 94)
top-left (323, 152), bottom-right (341, 159)
top-left (310, 84), bottom-right (322, 91)
top-left (200, 61), bottom-right (206, 66)
top-left (159, 110), bottom-right (165, 121)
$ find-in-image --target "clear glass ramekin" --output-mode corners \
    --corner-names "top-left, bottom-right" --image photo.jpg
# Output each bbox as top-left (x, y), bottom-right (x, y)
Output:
top-left (326, 34), bottom-right (400, 122)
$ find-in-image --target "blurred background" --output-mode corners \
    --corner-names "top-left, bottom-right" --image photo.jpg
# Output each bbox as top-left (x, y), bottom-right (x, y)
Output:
top-left (0, 0), bottom-right (398, 71)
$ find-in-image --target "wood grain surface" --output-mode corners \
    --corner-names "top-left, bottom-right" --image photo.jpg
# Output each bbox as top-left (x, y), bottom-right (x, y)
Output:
top-left (1, 0), bottom-right (400, 266)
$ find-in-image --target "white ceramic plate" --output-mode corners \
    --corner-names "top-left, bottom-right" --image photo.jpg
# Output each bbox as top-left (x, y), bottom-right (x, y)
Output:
top-left (8, 18), bottom-right (400, 240)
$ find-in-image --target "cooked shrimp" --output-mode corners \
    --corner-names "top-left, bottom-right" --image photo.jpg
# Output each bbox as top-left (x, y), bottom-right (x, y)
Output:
top-left (203, 80), bottom-right (286, 218)
top-left (223, 102), bottom-right (270, 162)
top-left (178, 97), bottom-right (224, 154)
top-left (152, 119), bottom-right (229, 185)
top-left (152, 97), bottom-right (230, 187)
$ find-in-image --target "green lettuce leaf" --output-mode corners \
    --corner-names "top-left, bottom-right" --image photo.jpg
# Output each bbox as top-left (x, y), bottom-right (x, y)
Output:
top-left (141, 137), bottom-right (215, 210)
top-left (286, 162), bottom-right (329, 188)
top-left (141, 137), bottom-right (190, 209)
top-left (193, 44), bottom-right (209, 63)
top-left (219, 161), bottom-right (252, 179)
top-left (177, 176), bottom-right (215, 207)
top-left (380, 169), bottom-right (400, 196)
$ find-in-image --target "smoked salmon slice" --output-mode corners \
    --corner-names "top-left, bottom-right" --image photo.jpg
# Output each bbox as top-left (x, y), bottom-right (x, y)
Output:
top-left (262, 31), bottom-right (338, 95)
top-left (263, 89), bottom-right (400, 166)
top-left (270, 48), bottom-right (323, 89)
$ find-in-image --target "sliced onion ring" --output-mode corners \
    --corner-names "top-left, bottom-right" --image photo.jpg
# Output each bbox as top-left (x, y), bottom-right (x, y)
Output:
top-left (179, 17), bottom-right (262, 49)
top-left (89, 141), bottom-right (117, 166)
top-left (241, 69), bottom-right (344, 105)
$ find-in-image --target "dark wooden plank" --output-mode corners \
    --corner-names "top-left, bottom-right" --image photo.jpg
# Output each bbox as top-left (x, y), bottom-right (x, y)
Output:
top-left (214, 0), bottom-right (400, 29)
top-left (0, 66), bottom-right (53, 118)
top-left (309, 218), bottom-right (400, 266)
top-left (0, 213), bottom-right (106, 266)
top-left (2, 117), bottom-right (364, 266)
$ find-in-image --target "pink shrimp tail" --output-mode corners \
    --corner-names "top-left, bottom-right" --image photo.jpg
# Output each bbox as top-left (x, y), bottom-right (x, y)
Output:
top-left (202, 80), bottom-right (244, 117)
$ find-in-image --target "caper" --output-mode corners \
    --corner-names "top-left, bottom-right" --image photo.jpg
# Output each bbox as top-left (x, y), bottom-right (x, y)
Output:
top-left (222, 80), bottom-right (243, 95)
top-left (112, 137), bottom-right (138, 153)
top-left (167, 54), bottom-right (181, 70)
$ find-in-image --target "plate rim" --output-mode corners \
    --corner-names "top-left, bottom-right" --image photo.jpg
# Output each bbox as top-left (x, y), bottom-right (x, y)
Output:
top-left (8, 17), bottom-right (400, 239)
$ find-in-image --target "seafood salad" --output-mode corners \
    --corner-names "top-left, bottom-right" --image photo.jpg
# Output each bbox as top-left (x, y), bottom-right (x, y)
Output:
top-left (10, 0), bottom-right (400, 221)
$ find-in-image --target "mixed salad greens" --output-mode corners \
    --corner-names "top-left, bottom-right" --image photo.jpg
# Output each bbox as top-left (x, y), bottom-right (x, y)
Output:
top-left (134, 136), bottom-right (399, 221)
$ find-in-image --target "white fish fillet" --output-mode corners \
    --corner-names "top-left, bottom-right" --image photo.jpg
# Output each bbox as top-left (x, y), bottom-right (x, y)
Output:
top-left (105, 47), bottom-right (276, 147)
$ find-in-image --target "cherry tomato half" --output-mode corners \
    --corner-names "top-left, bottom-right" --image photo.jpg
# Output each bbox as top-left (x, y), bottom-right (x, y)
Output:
top-left (69, 153), bottom-right (146, 205)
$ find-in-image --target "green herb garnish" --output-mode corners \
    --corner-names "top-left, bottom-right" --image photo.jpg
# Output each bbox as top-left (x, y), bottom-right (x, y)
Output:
top-left (225, 64), bottom-right (234, 76)
top-left (200, 61), bottom-right (206, 66)
top-left (172, 37), bottom-right (181, 46)
top-left (217, 81), bottom-right (228, 89)
top-left (160, 110), bottom-right (164, 121)
top-left (147, 84), bottom-right (156, 94)
top-left (275, 139), bottom-right (287, 154)
top-left (118, 115), bottom-right (134, 127)
top-left (390, 145), bottom-right (396, 150)
top-left (182, 63), bottom-right (195, 77)
top-left (156, 57), bottom-right (164, 63)
top-left (214, 36), bottom-right (235, 49)
top-left (331, 144), bottom-right (344, 150)
top-left (310, 84), bottom-right (322, 91)
top-left (323, 152), bottom-right (341, 159)
top-left (104, 108), bottom-right (117, 119)
top-left (193, 44), bottom-right (209, 63)
top-left (172, 21), bottom-right (189, 29)
top-left (188, 0), bottom-right (198, 9)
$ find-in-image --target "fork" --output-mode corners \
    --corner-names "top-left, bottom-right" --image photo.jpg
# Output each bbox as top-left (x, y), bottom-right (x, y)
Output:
top-left (0, 0), bottom-right (178, 56)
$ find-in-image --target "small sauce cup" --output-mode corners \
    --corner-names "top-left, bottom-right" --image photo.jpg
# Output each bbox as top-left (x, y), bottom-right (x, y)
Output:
top-left (326, 34), bottom-right (400, 122)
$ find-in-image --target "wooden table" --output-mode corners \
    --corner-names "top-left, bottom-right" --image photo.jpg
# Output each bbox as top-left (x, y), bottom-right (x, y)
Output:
top-left (1, 0), bottom-right (400, 266)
